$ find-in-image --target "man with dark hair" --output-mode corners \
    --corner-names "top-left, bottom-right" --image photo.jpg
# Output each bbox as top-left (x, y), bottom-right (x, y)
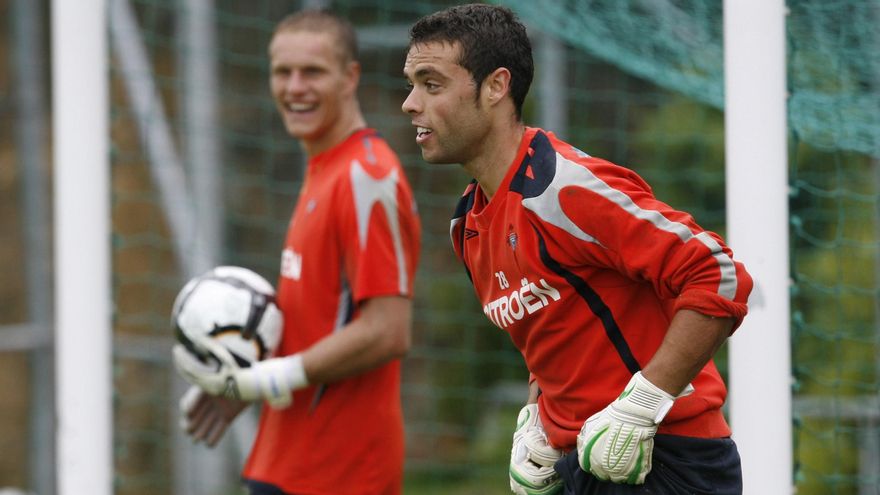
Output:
top-left (174, 9), bottom-right (421, 495)
top-left (403, 4), bottom-right (752, 494)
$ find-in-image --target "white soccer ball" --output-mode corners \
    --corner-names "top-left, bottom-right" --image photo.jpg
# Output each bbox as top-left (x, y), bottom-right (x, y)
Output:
top-left (172, 266), bottom-right (283, 368)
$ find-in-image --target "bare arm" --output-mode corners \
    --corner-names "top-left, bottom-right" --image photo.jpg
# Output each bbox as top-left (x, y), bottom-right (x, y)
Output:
top-left (180, 296), bottom-right (411, 446)
top-left (640, 309), bottom-right (734, 396)
top-left (300, 295), bottom-right (412, 384)
top-left (527, 378), bottom-right (540, 404)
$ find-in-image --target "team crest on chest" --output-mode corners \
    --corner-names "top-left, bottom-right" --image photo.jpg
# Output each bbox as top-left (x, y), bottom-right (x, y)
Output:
top-left (507, 229), bottom-right (518, 250)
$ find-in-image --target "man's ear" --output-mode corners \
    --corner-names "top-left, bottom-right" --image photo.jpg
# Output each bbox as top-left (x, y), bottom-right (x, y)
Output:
top-left (482, 67), bottom-right (512, 107)
top-left (344, 60), bottom-right (362, 95)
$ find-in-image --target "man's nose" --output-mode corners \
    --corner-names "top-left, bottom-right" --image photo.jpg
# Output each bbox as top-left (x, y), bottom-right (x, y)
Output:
top-left (401, 89), bottom-right (420, 115)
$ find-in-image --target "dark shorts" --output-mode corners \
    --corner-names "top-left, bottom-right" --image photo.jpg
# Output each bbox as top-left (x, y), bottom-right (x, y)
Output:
top-left (244, 479), bottom-right (288, 495)
top-left (554, 434), bottom-right (743, 495)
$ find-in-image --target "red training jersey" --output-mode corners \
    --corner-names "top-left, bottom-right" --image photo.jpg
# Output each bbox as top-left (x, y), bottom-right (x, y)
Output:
top-left (243, 129), bottom-right (421, 494)
top-left (450, 128), bottom-right (752, 450)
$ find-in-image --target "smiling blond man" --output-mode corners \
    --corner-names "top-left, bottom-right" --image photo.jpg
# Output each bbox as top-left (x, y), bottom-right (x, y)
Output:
top-left (174, 10), bottom-right (421, 495)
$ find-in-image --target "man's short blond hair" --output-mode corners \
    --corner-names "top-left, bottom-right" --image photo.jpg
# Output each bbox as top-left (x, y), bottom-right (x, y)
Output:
top-left (273, 10), bottom-right (358, 66)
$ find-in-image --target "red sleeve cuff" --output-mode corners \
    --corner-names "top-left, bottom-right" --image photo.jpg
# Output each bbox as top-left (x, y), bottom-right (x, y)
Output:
top-left (673, 288), bottom-right (750, 332)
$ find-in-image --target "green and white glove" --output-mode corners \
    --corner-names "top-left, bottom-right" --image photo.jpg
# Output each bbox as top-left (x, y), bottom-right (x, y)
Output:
top-left (509, 404), bottom-right (564, 495)
top-left (576, 372), bottom-right (693, 485)
top-left (172, 339), bottom-right (308, 409)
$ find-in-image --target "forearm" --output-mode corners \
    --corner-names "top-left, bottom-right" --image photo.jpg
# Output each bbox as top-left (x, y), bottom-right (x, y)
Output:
top-left (174, 296), bottom-right (412, 408)
top-left (527, 377), bottom-right (540, 404)
top-left (641, 309), bottom-right (733, 396)
top-left (301, 295), bottom-right (412, 384)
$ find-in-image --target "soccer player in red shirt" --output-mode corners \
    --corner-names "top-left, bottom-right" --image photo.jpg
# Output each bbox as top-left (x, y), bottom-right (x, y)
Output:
top-left (403, 5), bottom-right (751, 494)
top-left (173, 10), bottom-right (421, 495)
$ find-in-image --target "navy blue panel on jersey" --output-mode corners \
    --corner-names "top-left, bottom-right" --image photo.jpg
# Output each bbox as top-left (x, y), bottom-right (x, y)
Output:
top-left (451, 181), bottom-right (478, 282)
top-left (510, 130), bottom-right (556, 199)
top-left (451, 179), bottom-right (478, 220)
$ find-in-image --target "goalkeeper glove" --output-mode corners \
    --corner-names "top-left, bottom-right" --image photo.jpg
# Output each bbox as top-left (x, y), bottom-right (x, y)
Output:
top-left (576, 371), bottom-right (693, 485)
top-left (179, 385), bottom-right (248, 447)
top-left (172, 339), bottom-right (308, 409)
top-left (509, 404), bottom-right (564, 495)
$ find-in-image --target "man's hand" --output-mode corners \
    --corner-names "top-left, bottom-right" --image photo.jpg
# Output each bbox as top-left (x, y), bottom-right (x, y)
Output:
top-left (576, 372), bottom-right (693, 485)
top-left (172, 341), bottom-right (308, 409)
top-left (509, 404), bottom-right (564, 495)
top-left (179, 385), bottom-right (248, 447)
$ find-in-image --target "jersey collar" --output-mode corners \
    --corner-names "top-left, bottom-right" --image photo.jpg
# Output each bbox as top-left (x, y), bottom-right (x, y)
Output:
top-left (306, 128), bottom-right (376, 177)
top-left (470, 127), bottom-right (542, 228)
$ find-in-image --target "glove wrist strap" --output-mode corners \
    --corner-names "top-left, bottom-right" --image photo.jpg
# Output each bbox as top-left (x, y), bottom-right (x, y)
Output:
top-left (617, 371), bottom-right (678, 424)
top-left (285, 353), bottom-right (309, 390)
top-left (252, 353), bottom-right (309, 393)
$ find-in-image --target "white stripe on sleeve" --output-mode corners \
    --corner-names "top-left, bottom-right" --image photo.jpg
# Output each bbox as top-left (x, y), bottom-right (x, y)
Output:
top-left (350, 160), bottom-right (408, 294)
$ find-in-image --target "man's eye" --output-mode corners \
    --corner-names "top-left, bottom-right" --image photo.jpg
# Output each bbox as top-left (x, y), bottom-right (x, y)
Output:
top-left (425, 82), bottom-right (439, 91)
top-left (405, 81), bottom-right (414, 91)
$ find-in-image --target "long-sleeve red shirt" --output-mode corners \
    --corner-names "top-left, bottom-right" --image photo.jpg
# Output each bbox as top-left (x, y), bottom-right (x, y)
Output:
top-left (450, 127), bottom-right (752, 449)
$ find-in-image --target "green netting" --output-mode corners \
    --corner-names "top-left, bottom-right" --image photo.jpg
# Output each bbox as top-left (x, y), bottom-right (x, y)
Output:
top-left (788, 1), bottom-right (880, 158)
top-left (789, 147), bottom-right (880, 494)
top-left (501, 0), bottom-right (880, 159)
top-left (499, 0), bottom-right (725, 108)
top-left (787, 35), bottom-right (880, 495)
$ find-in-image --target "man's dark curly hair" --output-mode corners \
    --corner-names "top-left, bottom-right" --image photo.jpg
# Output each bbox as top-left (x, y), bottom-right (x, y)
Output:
top-left (409, 4), bottom-right (533, 120)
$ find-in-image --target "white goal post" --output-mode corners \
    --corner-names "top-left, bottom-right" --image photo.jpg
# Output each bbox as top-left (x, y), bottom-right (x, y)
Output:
top-left (724, 1), bottom-right (792, 494)
top-left (52, 0), bottom-right (112, 494)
